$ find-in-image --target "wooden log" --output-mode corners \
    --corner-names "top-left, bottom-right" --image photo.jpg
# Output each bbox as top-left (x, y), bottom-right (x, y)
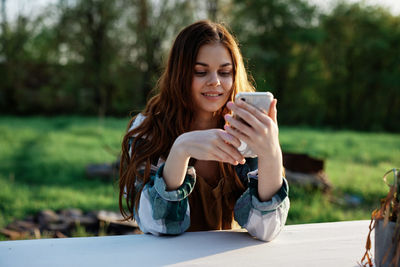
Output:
top-left (0, 228), bottom-right (27, 240)
top-left (96, 210), bottom-right (139, 235)
top-left (85, 163), bottom-right (118, 180)
top-left (284, 169), bottom-right (332, 192)
top-left (283, 152), bottom-right (324, 174)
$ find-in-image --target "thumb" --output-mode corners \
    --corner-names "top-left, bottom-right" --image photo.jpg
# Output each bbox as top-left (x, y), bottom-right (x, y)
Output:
top-left (268, 99), bottom-right (278, 124)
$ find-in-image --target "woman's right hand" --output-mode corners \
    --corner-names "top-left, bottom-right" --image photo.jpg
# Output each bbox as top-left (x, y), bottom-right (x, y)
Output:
top-left (163, 129), bottom-right (245, 190)
top-left (174, 129), bottom-right (245, 166)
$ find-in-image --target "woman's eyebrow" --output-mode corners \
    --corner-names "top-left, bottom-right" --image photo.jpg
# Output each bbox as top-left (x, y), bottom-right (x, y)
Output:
top-left (195, 62), bottom-right (232, 67)
top-left (220, 63), bottom-right (232, 67)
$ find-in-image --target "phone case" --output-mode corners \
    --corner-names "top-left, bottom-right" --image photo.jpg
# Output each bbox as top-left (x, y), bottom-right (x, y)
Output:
top-left (234, 92), bottom-right (273, 158)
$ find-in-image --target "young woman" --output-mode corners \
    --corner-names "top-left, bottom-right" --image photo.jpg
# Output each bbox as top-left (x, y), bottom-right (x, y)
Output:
top-left (119, 20), bottom-right (289, 241)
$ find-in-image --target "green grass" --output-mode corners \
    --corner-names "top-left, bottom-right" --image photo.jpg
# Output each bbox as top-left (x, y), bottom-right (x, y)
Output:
top-left (0, 116), bottom-right (125, 239)
top-left (279, 126), bottom-right (399, 223)
top-left (0, 116), bottom-right (399, 240)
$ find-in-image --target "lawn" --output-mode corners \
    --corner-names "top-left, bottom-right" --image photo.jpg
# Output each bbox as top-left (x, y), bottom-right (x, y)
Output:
top-left (0, 116), bottom-right (399, 239)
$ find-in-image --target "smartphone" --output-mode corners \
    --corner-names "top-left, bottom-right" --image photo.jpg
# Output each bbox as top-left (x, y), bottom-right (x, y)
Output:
top-left (235, 92), bottom-right (273, 113)
top-left (233, 92), bottom-right (274, 158)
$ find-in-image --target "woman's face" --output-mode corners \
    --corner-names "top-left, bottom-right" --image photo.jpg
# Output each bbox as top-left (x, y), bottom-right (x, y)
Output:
top-left (191, 43), bottom-right (233, 118)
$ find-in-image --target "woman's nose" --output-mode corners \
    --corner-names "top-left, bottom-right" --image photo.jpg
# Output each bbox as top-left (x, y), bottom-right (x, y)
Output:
top-left (206, 72), bottom-right (221, 87)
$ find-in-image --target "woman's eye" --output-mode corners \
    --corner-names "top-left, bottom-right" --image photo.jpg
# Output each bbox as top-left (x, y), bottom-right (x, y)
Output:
top-left (195, 71), bottom-right (207, 76)
top-left (219, 71), bottom-right (232, 77)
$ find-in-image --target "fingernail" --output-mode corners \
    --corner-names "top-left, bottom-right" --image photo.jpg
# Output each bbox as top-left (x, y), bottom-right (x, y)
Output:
top-left (224, 114), bottom-right (230, 121)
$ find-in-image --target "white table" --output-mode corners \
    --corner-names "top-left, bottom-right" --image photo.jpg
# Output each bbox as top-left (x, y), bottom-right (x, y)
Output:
top-left (0, 220), bottom-right (373, 267)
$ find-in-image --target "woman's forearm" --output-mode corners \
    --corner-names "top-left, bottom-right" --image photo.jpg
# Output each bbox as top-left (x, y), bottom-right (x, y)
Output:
top-left (257, 152), bottom-right (283, 202)
top-left (162, 135), bottom-right (191, 191)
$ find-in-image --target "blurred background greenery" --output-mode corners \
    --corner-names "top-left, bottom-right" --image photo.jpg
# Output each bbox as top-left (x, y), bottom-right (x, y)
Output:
top-left (0, 0), bottom-right (400, 239)
top-left (1, 0), bottom-right (399, 131)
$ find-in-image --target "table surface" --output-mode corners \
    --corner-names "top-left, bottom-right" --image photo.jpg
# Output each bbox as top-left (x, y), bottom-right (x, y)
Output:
top-left (0, 220), bottom-right (373, 267)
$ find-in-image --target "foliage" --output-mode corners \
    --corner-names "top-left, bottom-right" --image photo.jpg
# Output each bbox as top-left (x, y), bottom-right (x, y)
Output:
top-left (231, 0), bottom-right (324, 126)
top-left (0, 0), bottom-right (198, 117)
top-left (1, 0), bottom-right (400, 131)
top-left (318, 3), bottom-right (400, 131)
top-left (231, 1), bottom-right (400, 130)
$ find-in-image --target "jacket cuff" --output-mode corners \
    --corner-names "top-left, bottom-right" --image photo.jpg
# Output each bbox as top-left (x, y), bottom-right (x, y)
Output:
top-left (249, 176), bottom-right (289, 213)
top-left (153, 163), bottom-right (196, 202)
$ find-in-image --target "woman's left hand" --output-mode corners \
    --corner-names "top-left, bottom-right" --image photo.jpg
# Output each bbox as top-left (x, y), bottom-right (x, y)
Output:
top-left (224, 98), bottom-right (283, 201)
top-left (224, 98), bottom-right (282, 162)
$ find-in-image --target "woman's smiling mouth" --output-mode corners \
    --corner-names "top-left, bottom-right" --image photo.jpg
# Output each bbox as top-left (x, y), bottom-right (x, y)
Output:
top-left (201, 92), bottom-right (223, 97)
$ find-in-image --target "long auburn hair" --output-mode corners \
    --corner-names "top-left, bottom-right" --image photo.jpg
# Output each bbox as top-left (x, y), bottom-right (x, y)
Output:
top-left (119, 20), bottom-right (255, 220)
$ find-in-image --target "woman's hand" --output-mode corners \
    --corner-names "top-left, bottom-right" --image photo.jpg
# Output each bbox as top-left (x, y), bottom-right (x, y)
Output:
top-left (224, 98), bottom-right (283, 201)
top-left (224, 98), bottom-right (281, 161)
top-left (163, 129), bottom-right (245, 190)
top-left (174, 129), bottom-right (245, 166)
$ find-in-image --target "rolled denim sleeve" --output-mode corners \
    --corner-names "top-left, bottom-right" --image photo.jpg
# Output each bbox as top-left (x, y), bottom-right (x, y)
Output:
top-left (234, 170), bottom-right (290, 242)
top-left (135, 163), bottom-right (196, 235)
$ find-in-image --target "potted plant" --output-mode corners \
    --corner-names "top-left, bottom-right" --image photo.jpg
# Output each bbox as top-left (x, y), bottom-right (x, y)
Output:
top-left (361, 169), bottom-right (400, 267)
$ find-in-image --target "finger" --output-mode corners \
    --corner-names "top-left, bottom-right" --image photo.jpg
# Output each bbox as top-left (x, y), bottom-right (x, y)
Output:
top-left (218, 129), bottom-right (241, 148)
top-left (224, 124), bottom-right (251, 145)
top-left (213, 147), bottom-right (239, 165)
top-left (210, 151), bottom-right (231, 164)
top-left (224, 114), bottom-right (254, 135)
top-left (228, 100), bottom-right (266, 130)
top-left (268, 99), bottom-right (278, 124)
top-left (215, 137), bottom-right (244, 163)
top-left (235, 98), bottom-right (268, 114)
top-left (235, 99), bottom-right (268, 120)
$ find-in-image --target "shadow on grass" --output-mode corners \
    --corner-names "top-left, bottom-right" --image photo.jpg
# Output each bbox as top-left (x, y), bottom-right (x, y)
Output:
top-left (6, 130), bottom-right (117, 188)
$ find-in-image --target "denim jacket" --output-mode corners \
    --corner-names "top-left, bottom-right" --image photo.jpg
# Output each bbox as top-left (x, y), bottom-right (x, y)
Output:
top-left (127, 113), bottom-right (290, 241)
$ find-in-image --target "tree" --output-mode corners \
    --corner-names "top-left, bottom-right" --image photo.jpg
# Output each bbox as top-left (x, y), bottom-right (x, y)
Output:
top-left (319, 3), bottom-right (400, 130)
top-left (125, 0), bottom-right (196, 102)
top-left (231, 0), bottom-right (323, 124)
top-left (55, 0), bottom-right (123, 117)
top-left (0, 12), bottom-right (38, 113)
